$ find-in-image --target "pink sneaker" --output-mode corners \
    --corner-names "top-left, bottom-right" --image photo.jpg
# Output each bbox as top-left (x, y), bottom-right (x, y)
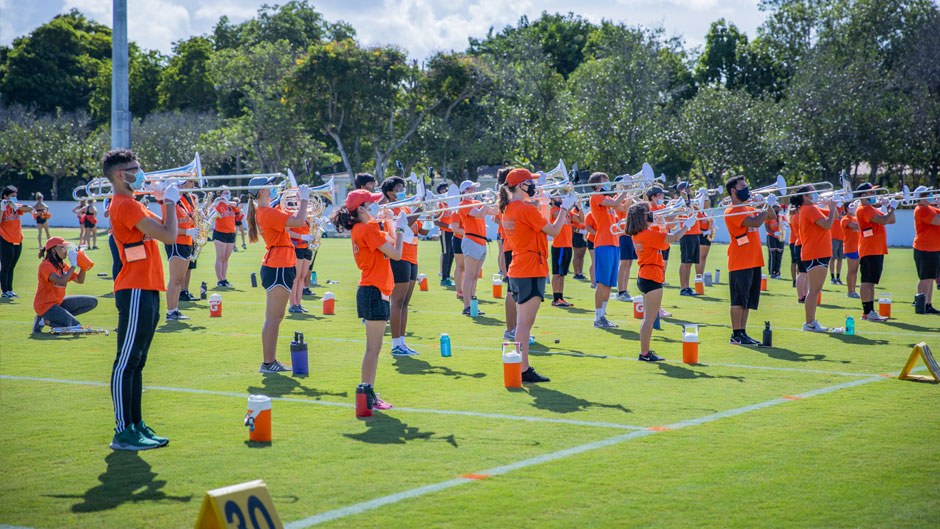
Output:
top-left (374, 395), bottom-right (394, 410)
top-left (658, 308), bottom-right (672, 318)
top-left (456, 291), bottom-right (464, 299)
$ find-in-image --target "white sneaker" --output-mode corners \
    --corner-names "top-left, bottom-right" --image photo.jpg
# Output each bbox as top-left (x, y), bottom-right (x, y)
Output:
top-left (862, 311), bottom-right (887, 322)
top-left (658, 307), bottom-right (672, 318)
top-left (616, 292), bottom-right (632, 302)
top-left (593, 316), bottom-right (618, 329)
top-left (802, 320), bottom-right (828, 332)
top-left (503, 329), bottom-right (515, 341)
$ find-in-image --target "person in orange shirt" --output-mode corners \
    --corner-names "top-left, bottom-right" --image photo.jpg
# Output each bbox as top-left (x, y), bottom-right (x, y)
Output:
top-left (164, 180), bottom-right (200, 321)
top-left (624, 202), bottom-right (695, 361)
top-left (787, 201), bottom-right (808, 300)
top-left (244, 178), bottom-right (309, 372)
top-left (1, 186), bottom-right (32, 298)
top-left (500, 168), bottom-right (571, 382)
top-left (828, 203), bottom-right (846, 285)
top-left (570, 203), bottom-right (588, 280)
top-left (83, 200), bottom-right (100, 249)
top-left (584, 211), bottom-right (597, 287)
top-left (723, 175), bottom-right (777, 345)
top-left (233, 198), bottom-right (248, 250)
top-left (449, 180), bottom-right (479, 301)
top-left (911, 187), bottom-right (940, 314)
top-left (330, 189), bottom-right (405, 412)
top-left (433, 182), bottom-right (456, 287)
top-left (104, 148), bottom-right (179, 451)
top-left (455, 179), bottom-right (493, 316)
top-left (855, 182), bottom-right (896, 321)
top-left (588, 172), bottom-right (632, 328)
top-left (795, 185), bottom-right (840, 331)
top-left (695, 211), bottom-right (713, 278)
top-left (32, 192), bottom-right (52, 256)
top-left (212, 187), bottom-right (238, 287)
top-left (31, 236), bottom-right (97, 333)
top-left (840, 203), bottom-right (861, 298)
top-left (286, 215), bottom-right (313, 314)
top-left (495, 168), bottom-right (520, 341)
top-left (675, 182), bottom-right (702, 296)
top-left (764, 204), bottom-right (784, 279)
top-left (550, 196), bottom-right (583, 307)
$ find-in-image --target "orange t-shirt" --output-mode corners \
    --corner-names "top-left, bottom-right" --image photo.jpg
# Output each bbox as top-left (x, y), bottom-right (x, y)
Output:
top-left (1, 204), bottom-right (24, 244)
top-left (633, 228), bottom-right (669, 283)
top-left (458, 201), bottom-right (488, 245)
top-left (386, 206), bottom-right (419, 265)
top-left (585, 212), bottom-right (597, 243)
top-left (829, 208), bottom-right (845, 240)
top-left (856, 203), bottom-right (887, 257)
top-left (841, 216), bottom-right (860, 254)
top-left (914, 205), bottom-right (940, 252)
top-left (34, 260), bottom-right (77, 316)
top-left (110, 193), bottom-right (165, 292)
top-left (788, 208), bottom-right (802, 245)
top-left (290, 222), bottom-right (310, 250)
top-left (724, 206), bottom-right (764, 272)
top-left (684, 207), bottom-right (701, 235)
top-left (234, 205), bottom-right (244, 223)
top-left (497, 214), bottom-right (515, 253)
top-left (570, 206), bottom-right (584, 231)
top-left (697, 213), bottom-right (711, 233)
top-left (214, 202), bottom-right (237, 233)
top-left (439, 211), bottom-right (453, 233)
top-left (799, 206), bottom-right (832, 260)
top-left (590, 194), bottom-right (617, 247)
top-left (765, 216), bottom-right (780, 240)
top-left (174, 194), bottom-right (195, 245)
top-left (352, 221), bottom-right (394, 296)
top-left (503, 200), bottom-right (550, 278)
top-left (256, 206), bottom-right (295, 268)
top-left (550, 207), bottom-right (572, 248)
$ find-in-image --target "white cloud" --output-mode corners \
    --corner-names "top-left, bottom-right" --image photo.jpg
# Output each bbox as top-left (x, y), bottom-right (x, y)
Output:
top-left (62, 0), bottom-right (192, 52)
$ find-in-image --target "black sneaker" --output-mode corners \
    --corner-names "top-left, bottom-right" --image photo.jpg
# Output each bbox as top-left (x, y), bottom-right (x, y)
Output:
top-left (679, 288), bottom-right (697, 296)
top-left (926, 305), bottom-right (940, 315)
top-left (217, 280), bottom-right (232, 288)
top-left (729, 333), bottom-right (744, 345)
top-left (461, 307), bottom-right (485, 317)
top-left (521, 367), bottom-right (550, 383)
top-left (573, 274), bottom-right (587, 280)
top-left (638, 351), bottom-right (665, 361)
top-left (178, 291), bottom-right (198, 302)
top-left (798, 296), bottom-right (806, 304)
top-left (739, 333), bottom-right (761, 346)
top-left (302, 287), bottom-right (313, 296)
top-left (32, 315), bottom-right (44, 334)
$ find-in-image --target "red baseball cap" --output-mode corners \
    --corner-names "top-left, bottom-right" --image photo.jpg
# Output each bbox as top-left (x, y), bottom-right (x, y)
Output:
top-left (345, 189), bottom-right (383, 211)
top-left (44, 236), bottom-right (66, 251)
top-left (506, 168), bottom-right (536, 187)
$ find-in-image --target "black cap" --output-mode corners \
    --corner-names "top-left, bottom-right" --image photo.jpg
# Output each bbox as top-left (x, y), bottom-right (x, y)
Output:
top-left (647, 186), bottom-right (665, 199)
top-left (673, 181), bottom-right (689, 191)
top-left (856, 182), bottom-right (879, 192)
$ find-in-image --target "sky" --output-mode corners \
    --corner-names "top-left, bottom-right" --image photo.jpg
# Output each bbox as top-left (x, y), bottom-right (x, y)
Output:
top-left (0, 0), bottom-right (769, 60)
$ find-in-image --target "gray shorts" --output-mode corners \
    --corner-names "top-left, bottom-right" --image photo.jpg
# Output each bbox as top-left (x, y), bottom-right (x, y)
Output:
top-left (831, 239), bottom-right (844, 259)
top-left (462, 237), bottom-right (487, 261)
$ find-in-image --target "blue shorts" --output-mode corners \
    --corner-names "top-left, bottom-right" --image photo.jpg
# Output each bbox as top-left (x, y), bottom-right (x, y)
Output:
top-left (619, 235), bottom-right (638, 260)
top-left (594, 245), bottom-right (620, 287)
top-left (845, 251), bottom-right (859, 260)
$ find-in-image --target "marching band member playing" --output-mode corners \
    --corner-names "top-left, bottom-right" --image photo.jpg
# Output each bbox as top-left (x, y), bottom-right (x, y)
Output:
top-left (840, 203), bottom-right (861, 299)
top-left (829, 203), bottom-right (846, 285)
top-left (104, 148), bottom-right (178, 451)
top-left (449, 181), bottom-right (476, 301)
top-left (912, 187), bottom-right (940, 314)
top-left (571, 202), bottom-right (588, 280)
top-left (615, 184), bottom-right (636, 302)
top-left (456, 180), bottom-right (492, 316)
top-left (788, 200), bottom-right (809, 301)
top-left (32, 192), bottom-right (51, 255)
top-left (330, 189), bottom-right (405, 410)
top-left (647, 186), bottom-right (670, 285)
top-left (676, 182), bottom-right (702, 296)
top-left (32, 236), bottom-right (97, 333)
top-left (287, 216), bottom-right (313, 314)
top-left (246, 178), bottom-right (309, 372)
top-left (1, 186), bottom-right (32, 298)
top-left (796, 185), bottom-right (840, 332)
top-left (434, 182), bottom-right (456, 287)
top-left (695, 211), bottom-right (713, 279)
top-left (624, 202), bottom-right (695, 361)
top-left (495, 168), bottom-right (518, 341)
top-left (588, 173), bottom-right (632, 328)
top-left (584, 211), bottom-right (597, 288)
top-left (500, 168), bottom-right (572, 383)
top-left (550, 195), bottom-right (582, 307)
top-left (764, 204), bottom-right (784, 279)
top-left (355, 173), bottom-right (377, 192)
top-left (724, 175), bottom-right (777, 345)
top-left (212, 187), bottom-right (238, 287)
top-left (164, 179), bottom-right (199, 321)
top-left (855, 183), bottom-right (896, 321)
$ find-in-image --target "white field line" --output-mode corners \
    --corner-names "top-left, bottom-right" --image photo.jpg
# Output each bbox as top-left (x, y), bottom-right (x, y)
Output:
top-left (0, 375), bottom-right (646, 431)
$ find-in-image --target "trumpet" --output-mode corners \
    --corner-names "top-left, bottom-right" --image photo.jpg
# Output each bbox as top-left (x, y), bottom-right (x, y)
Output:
top-left (537, 159), bottom-right (568, 186)
top-left (73, 172), bottom-right (290, 200)
top-left (610, 201), bottom-right (695, 235)
top-left (190, 192), bottom-right (217, 261)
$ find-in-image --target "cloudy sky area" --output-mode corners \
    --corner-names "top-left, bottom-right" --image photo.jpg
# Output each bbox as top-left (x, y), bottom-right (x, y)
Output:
top-left (1, 0), bottom-right (768, 60)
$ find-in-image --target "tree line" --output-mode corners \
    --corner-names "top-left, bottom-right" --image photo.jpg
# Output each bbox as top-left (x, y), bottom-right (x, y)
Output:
top-left (1, 0), bottom-right (938, 200)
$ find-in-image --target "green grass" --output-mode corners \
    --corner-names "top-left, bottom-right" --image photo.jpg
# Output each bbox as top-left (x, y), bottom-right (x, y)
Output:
top-left (1, 228), bottom-right (938, 528)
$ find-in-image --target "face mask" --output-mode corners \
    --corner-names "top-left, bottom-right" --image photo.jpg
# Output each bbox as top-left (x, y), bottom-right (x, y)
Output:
top-left (656, 198), bottom-right (664, 205)
top-left (869, 197), bottom-right (878, 204)
top-left (524, 183), bottom-right (536, 198)
top-left (735, 187), bottom-right (751, 201)
top-left (810, 193), bottom-right (819, 203)
top-left (395, 191), bottom-right (407, 201)
top-left (601, 182), bottom-right (612, 192)
top-left (124, 169), bottom-right (146, 190)
top-left (646, 212), bottom-right (654, 223)
top-left (367, 202), bottom-right (379, 217)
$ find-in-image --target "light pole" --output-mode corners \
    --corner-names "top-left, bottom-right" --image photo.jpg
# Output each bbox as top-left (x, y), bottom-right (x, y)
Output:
top-left (111, 0), bottom-right (130, 149)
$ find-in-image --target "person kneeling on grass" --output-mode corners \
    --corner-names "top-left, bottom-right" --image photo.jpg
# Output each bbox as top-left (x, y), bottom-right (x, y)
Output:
top-left (32, 237), bottom-right (98, 333)
top-left (624, 203), bottom-right (694, 361)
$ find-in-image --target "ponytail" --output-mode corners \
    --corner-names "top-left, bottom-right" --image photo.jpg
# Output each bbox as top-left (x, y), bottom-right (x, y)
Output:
top-left (247, 196), bottom-right (259, 243)
top-left (43, 247), bottom-right (65, 269)
top-left (329, 206), bottom-right (359, 233)
top-left (498, 185), bottom-right (515, 213)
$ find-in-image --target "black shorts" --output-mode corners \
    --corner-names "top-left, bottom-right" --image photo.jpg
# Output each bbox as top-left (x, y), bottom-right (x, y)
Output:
top-left (729, 267), bottom-right (761, 310)
top-left (572, 231), bottom-right (587, 249)
top-left (767, 236), bottom-right (784, 250)
top-left (636, 277), bottom-right (662, 294)
top-left (801, 257), bottom-right (830, 271)
top-left (260, 265), bottom-right (296, 291)
top-left (587, 240), bottom-right (595, 250)
top-left (294, 247), bottom-right (313, 261)
top-left (699, 234), bottom-right (711, 246)
top-left (164, 242), bottom-right (193, 261)
top-left (452, 236), bottom-right (464, 255)
top-left (619, 235), bottom-right (637, 260)
top-left (357, 285), bottom-right (390, 321)
top-left (680, 234), bottom-right (700, 264)
top-left (551, 247), bottom-right (572, 276)
top-left (914, 249), bottom-right (940, 280)
top-left (859, 254), bottom-right (884, 284)
top-left (509, 277), bottom-right (546, 304)
top-left (794, 245), bottom-right (807, 272)
top-left (213, 230), bottom-right (236, 244)
top-left (235, 220), bottom-right (243, 227)
top-left (83, 219), bottom-right (96, 229)
top-left (661, 247), bottom-right (670, 261)
top-left (36, 218), bottom-right (47, 225)
top-left (188, 258), bottom-right (197, 270)
top-left (391, 259), bottom-right (418, 283)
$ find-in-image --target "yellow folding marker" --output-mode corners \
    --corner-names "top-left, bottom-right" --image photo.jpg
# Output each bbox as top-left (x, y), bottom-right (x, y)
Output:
top-left (898, 342), bottom-right (940, 383)
top-left (195, 479), bottom-right (283, 529)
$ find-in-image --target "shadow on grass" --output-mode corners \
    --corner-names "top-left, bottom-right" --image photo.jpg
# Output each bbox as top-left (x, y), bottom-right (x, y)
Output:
top-left (526, 385), bottom-right (631, 414)
top-left (47, 452), bottom-right (192, 512)
top-left (467, 314), bottom-right (503, 326)
top-left (246, 373), bottom-right (348, 400)
top-left (244, 440), bottom-right (272, 448)
top-left (603, 327), bottom-right (640, 341)
top-left (555, 306), bottom-right (593, 315)
top-left (28, 332), bottom-right (82, 341)
top-left (654, 362), bottom-right (745, 382)
top-left (285, 312), bottom-right (323, 321)
top-left (825, 333), bottom-right (889, 346)
top-left (344, 413), bottom-right (457, 446)
top-left (880, 319), bottom-right (940, 333)
top-left (158, 321), bottom-right (207, 332)
top-left (753, 346), bottom-right (833, 362)
top-left (393, 356), bottom-right (486, 379)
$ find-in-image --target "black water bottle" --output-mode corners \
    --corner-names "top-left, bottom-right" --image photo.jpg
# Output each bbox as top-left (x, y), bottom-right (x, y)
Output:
top-left (250, 272), bottom-right (258, 288)
top-left (200, 281), bottom-right (207, 300)
top-left (914, 293), bottom-right (926, 314)
top-left (763, 321), bottom-right (772, 347)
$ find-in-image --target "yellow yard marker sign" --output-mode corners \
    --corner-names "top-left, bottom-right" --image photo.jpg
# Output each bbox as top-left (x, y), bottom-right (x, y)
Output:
top-left (195, 479), bottom-right (283, 529)
top-left (898, 342), bottom-right (940, 383)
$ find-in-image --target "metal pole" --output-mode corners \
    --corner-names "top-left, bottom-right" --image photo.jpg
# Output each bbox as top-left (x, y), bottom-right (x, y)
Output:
top-left (111, 0), bottom-right (130, 149)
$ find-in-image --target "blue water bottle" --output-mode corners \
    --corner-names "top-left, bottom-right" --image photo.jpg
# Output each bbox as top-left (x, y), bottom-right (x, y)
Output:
top-left (311, 271), bottom-right (317, 286)
top-left (470, 298), bottom-right (479, 317)
top-left (845, 315), bottom-right (855, 335)
top-left (440, 333), bottom-right (451, 357)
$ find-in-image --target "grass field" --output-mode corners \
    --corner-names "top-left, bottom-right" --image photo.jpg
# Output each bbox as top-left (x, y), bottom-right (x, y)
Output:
top-left (1, 227), bottom-right (938, 529)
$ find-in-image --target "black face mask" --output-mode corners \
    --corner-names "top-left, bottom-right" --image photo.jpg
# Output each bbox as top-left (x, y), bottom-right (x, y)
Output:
top-left (736, 187), bottom-right (751, 201)
top-left (646, 213), bottom-right (654, 223)
top-left (524, 183), bottom-right (536, 198)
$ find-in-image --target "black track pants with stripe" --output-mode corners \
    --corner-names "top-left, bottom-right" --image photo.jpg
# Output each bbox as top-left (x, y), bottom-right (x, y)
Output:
top-left (111, 289), bottom-right (160, 432)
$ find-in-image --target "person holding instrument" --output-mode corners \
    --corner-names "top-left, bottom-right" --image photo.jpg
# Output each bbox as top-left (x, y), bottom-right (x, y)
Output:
top-left (32, 236), bottom-right (97, 333)
top-left (840, 203), bottom-right (861, 299)
top-left (795, 185), bottom-right (840, 332)
top-left (912, 187), bottom-right (940, 314)
top-left (588, 173), bottom-right (632, 328)
top-left (855, 183), bottom-right (895, 322)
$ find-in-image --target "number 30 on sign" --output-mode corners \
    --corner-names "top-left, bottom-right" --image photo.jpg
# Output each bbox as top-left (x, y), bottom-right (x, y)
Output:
top-left (195, 479), bottom-right (284, 529)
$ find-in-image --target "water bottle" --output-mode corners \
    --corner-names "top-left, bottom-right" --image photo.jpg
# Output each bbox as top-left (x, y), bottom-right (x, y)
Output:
top-left (250, 272), bottom-right (258, 288)
top-left (762, 321), bottom-right (772, 347)
top-left (311, 271), bottom-right (318, 286)
top-left (440, 333), bottom-right (451, 357)
top-left (200, 281), bottom-right (207, 300)
top-left (914, 293), bottom-right (926, 314)
top-left (470, 298), bottom-right (479, 317)
top-left (845, 315), bottom-right (855, 335)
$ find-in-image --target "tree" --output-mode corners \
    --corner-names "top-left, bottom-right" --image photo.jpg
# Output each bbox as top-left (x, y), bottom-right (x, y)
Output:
top-left (88, 45), bottom-right (166, 124)
top-left (157, 37), bottom-right (216, 112)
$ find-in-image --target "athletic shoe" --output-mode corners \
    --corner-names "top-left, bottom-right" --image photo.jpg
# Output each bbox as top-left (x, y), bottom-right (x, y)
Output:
top-left (402, 344), bottom-right (421, 355)
top-left (658, 308), bottom-right (672, 318)
top-left (740, 333), bottom-right (761, 345)
top-left (862, 311), bottom-right (887, 322)
top-left (390, 345), bottom-right (419, 357)
top-left (32, 315), bottom-right (44, 334)
top-left (259, 360), bottom-right (290, 373)
top-left (638, 351), bottom-right (665, 362)
top-left (109, 425), bottom-right (160, 451)
top-left (217, 280), bottom-right (232, 287)
top-left (836, 278), bottom-right (845, 285)
top-left (288, 305), bottom-right (304, 314)
top-left (373, 395), bottom-right (394, 410)
top-left (590, 282), bottom-right (596, 289)
top-left (1, 291), bottom-right (9, 298)
top-left (679, 288), bottom-right (697, 296)
top-left (573, 274), bottom-right (587, 280)
top-left (242, 243), bottom-right (247, 249)
top-left (593, 316), bottom-right (618, 329)
top-left (165, 310), bottom-right (190, 321)
top-left (135, 420), bottom-right (169, 447)
top-left (770, 273), bottom-right (781, 279)
top-left (846, 292), bottom-right (860, 299)
top-left (456, 291), bottom-right (464, 299)
top-left (521, 366), bottom-right (550, 383)
top-left (798, 296), bottom-right (806, 304)
top-left (552, 299), bottom-right (573, 307)
top-left (178, 291), bottom-right (199, 302)
top-left (925, 305), bottom-right (940, 315)
top-left (302, 287), bottom-right (313, 296)
top-left (6, 291), bottom-right (18, 298)
top-left (802, 320), bottom-right (829, 332)
top-left (92, 246), bottom-right (99, 250)
top-left (616, 292), bottom-right (632, 302)
top-left (829, 278), bottom-right (838, 285)
top-left (232, 247), bottom-right (239, 252)
top-left (461, 306), bottom-right (485, 317)
top-left (440, 278), bottom-right (454, 287)
top-left (503, 329), bottom-right (515, 341)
